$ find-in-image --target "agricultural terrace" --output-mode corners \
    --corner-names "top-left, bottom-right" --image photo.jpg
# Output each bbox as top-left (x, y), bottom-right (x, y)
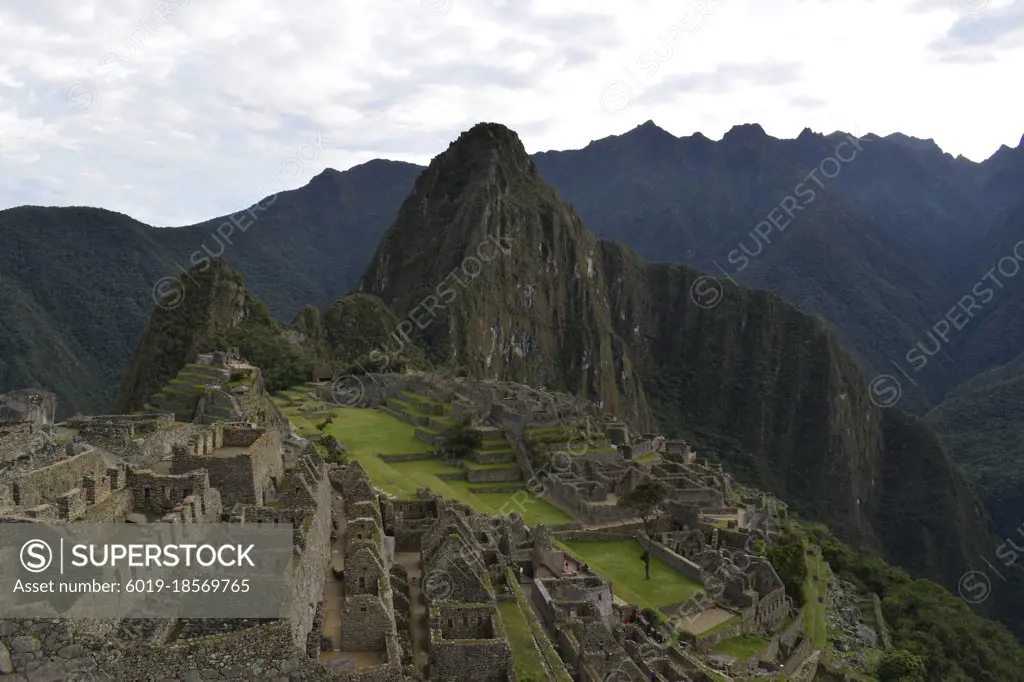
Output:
top-left (272, 387), bottom-right (573, 526)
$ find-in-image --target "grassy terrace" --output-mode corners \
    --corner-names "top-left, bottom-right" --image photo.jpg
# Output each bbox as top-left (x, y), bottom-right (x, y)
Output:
top-left (803, 544), bottom-right (829, 649)
top-left (498, 600), bottom-right (549, 682)
top-left (273, 390), bottom-right (572, 526)
top-left (555, 539), bottom-right (703, 612)
top-left (711, 633), bottom-right (769, 659)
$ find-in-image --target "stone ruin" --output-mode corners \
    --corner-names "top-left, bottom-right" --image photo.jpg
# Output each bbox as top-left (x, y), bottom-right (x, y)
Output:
top-left (0, 386), bottom-right (424, 681)
top-left (0, 389), bottom-right (56, 426)
top-left (0, 365), bottom-right (826, 681)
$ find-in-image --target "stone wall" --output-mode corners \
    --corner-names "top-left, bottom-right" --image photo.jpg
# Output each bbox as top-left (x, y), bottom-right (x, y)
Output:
top-left (12, 448), bottom-right (107, 507)
top-left (779, 606), bottom-right (805, 650)
top-left (378, 453), bottom-right (436, 463)
top-left (340, 593), bottom-right (392, 651)
top-left (56, 487), bottom-right (87, 521)
top-left (427, 605), bottom-right (511, 682)
top-left (0, 617), bottom-right (419, 681)
top-left (783, 637), bottom-right (814, 675)
top-left (72, 414), bottom-right (192, 468)
top-left (171, 427), bottom-right (283, 506)
top-left (465, 467), bottom-right (521, 483)
top-left (639, 534), bottom-right (705, 583)
top-left (81, 487), bottom-right (135, 522)
top-left (428, 640), bottom-right (511, 682)
top-left (281, 460), bottom-right (331, 649)
top-left (692, 620), bottom-right (742, 650)
top-left (129, 469), bottom-right (222, 522)
top-left (0, 422), bottom-right (44, 462)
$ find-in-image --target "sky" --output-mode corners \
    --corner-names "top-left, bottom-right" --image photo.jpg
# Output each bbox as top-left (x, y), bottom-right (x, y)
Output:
top-left (0, 0), bottom-right (1021, 227)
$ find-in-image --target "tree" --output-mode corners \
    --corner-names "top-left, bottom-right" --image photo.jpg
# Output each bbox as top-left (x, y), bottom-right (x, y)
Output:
top-left (618, 480), bottom-right (669, 580)
top-left (441, 418), bottom-right (482, 461)
top-left (524, 434), bottom-right (552, 470)
top-left (877, 649), bottom-right (927, 682)
top-left (762, 530), bottom-right (809, 607)
top-left (320, 434), bottom-right (347, 464)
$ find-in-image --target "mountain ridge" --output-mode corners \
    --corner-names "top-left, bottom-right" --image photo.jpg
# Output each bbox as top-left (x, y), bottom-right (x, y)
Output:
top-left (4, 119), bottom-right (1024, 556)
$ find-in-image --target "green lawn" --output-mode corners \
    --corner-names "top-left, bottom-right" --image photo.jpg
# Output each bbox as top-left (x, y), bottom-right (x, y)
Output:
top-left (711, 634), bottom-right (769, 659)
top-left (498, 600), bottom-right (549, 682)
top-left (803, 544), bottom-right (829, 649)
top-left (273, 392), bottom-right (572, 526)
top-left (557, 539), bottom-right (703, 611)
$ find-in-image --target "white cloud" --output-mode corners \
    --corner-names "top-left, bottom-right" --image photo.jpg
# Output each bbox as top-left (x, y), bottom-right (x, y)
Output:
top-left (0, 0), bottom-right (1020, 225)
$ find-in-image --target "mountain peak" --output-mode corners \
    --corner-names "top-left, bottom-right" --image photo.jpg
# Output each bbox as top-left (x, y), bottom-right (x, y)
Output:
top-left (423, 122), bottom-right (537, 183)
top-left (447, 121), bottom-right (529, 156)
top-left (722, 123), bottom-right (767, 143)
top-left (883, 132), bottom-right (943, 156)
top-left (624, 119), bottom-right (676, 142)
top-left (797, 127), bottom-right (819, 142)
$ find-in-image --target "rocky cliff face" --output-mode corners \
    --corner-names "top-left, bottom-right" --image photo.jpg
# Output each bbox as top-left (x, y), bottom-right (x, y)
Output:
top-left (115, 259), bottom-right (303, 412)
top-left (358, 122), bottom-right (997, 601)
top-left (358, 123), bottom-right (652, 427)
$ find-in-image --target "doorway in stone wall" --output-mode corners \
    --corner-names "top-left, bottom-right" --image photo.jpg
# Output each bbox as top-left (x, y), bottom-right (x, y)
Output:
top-left (264, 476), bottom-right (279, 505)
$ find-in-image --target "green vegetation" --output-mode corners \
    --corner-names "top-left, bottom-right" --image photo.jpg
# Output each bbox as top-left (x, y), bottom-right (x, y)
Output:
top-left (274, 394), bottom-right (571, 525)
top-left (876, 649), bottom-right (926, 682)
top-left (556, 539), bottom-right (702, 611)
top-left (761, 527), bottom-right (809, 609)
top-left (505, 568), bottom-right (573, 682)
top-left (802, 545), bottom-right (829, 649)
top-left (439, 418), bottom-right (482, 460)
top-left (498, 600), bottom-right (548, 681)
top-left (710, 634), bottom-right (769, 659)
top-left (927, 366), bottom-right (1024, 537)
top-left (617, 480), bottom-right (669, 580)
top-left (801, 521), bottom-right (1024, 681)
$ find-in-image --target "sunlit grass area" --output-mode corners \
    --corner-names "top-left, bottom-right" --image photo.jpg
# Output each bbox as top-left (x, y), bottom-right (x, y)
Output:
top-left (556, 539), bottom-right (703, 611)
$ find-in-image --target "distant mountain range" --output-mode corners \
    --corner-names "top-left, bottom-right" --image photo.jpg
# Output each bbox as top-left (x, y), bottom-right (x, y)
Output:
top-left (2, 120), bottom-right (1023, 537)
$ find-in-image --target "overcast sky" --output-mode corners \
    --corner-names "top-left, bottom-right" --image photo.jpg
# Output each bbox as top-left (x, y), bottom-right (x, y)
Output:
top-left (1, 0), bottom-right (1021, 226)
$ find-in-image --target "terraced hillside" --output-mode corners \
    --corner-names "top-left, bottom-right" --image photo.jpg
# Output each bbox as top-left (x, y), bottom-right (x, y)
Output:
top-left (144, 361), bottom-right (281, 425)
top-left (270, 385), bottom-right (573, 526)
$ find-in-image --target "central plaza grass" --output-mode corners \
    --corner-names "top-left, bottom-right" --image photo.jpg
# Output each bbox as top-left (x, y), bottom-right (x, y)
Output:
top-left (556, 539), bottom-right (703, 612)
top-left (273, 392), bottom-right (572, 526)
top-left (498, 600), bottom-right (549, 681)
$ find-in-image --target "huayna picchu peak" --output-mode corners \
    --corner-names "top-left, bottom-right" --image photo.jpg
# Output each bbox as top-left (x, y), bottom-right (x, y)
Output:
top-left (4, 114), bottom-right (1024, 682)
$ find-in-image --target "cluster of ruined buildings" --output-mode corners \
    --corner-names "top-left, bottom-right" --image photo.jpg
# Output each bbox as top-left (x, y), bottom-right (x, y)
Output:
top-left (0, 358), bottom-right (821, 681)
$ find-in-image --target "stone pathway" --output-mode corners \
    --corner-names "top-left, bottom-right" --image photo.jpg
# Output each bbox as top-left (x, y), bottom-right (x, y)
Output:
top-left (318, 495), bottom-right (347, 663)
top-left (395, 551), bottom-right (429, 673)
